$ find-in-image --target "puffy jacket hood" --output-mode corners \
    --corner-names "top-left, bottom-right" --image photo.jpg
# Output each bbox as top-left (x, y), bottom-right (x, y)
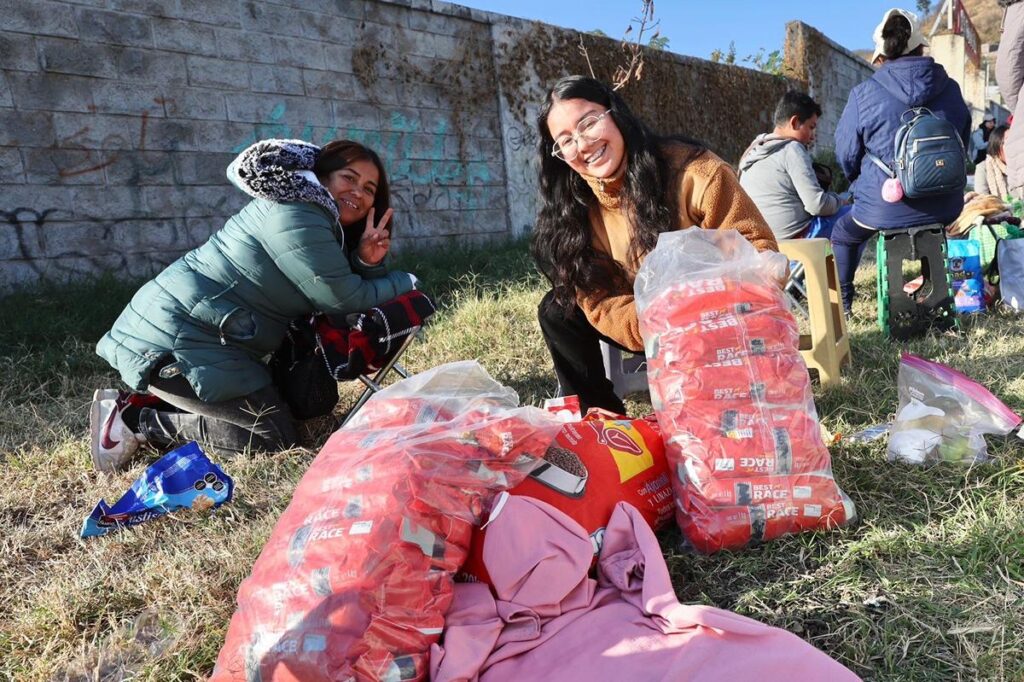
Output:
top-left (873, 56), bottom-right (951, 107)
top-left (738, 133), bottom-right (796, 173)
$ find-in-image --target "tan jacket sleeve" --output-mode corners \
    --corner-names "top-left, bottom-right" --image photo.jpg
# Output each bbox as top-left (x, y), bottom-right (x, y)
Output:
top-left (576, 290), bottom-right (644, 352)
top-left (574, 151), bottom-right (778, 353)
top-left (693, 160), bottom-right (779, 253)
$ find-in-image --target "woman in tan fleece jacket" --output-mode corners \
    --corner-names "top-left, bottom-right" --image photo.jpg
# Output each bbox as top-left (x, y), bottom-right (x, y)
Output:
top-left (532, 76), bottom-right (778, 414)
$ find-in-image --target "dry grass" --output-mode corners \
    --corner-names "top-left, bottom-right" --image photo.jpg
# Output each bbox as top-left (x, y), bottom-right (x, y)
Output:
top-left (1, 239), bottom-right (1023, 681)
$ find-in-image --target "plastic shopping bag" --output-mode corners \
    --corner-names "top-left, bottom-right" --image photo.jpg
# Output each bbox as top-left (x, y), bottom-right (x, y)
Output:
top-left (996, 238), bottom-right (1024, 311)
top-left (212, 361), bottom-right (562, 682)
top-left (887, 353), bottom-right (1021, 464)
top-left (972, 221), bottom-right (1024, 278)
top-left (635, 228), bottom-right (855, 553)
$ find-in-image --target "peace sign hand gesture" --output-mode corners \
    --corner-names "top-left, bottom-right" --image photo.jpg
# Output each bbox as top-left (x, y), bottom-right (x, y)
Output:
top-left (357, 207), bottom-right (393, 266)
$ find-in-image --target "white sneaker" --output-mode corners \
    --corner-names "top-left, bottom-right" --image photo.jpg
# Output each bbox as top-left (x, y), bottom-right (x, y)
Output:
top-left (89, 390), bottom-right (141, 473)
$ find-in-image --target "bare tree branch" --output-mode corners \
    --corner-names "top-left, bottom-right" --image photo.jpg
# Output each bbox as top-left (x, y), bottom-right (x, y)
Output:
top-left (575, 1), bottom-right (660, 91)
top-left (577, 35), bottom-right (597, 79)
top-left (611, 0), bottom-right (657, 91)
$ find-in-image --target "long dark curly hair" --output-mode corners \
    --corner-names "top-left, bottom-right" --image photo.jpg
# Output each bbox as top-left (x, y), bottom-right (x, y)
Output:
top-left (531, 76), bottom-right (705, 313)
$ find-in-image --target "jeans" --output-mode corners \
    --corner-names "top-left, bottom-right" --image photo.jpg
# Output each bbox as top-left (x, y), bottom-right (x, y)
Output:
top-left (537, 290), bottom-right (629, 415)
top-left (830, 211), bottom-right (877, 312)
top-left (141, 368), bottom-right (299, 456)
top-left (806, 204), bottom-right (853, 239)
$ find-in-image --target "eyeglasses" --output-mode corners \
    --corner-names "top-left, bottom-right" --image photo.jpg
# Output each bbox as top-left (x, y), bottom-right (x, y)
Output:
top-left (551, 110), bottom-right (613, 162)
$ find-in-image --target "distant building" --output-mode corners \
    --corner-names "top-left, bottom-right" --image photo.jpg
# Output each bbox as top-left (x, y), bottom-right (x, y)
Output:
top-left (928, 0), bottom-right (1010, 125)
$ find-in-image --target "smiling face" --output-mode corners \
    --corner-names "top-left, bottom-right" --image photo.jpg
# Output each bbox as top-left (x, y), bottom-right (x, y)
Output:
top-left (323, 159), bottom-right (379, 226)
top-left (546, 97), bottom-right (626, 179)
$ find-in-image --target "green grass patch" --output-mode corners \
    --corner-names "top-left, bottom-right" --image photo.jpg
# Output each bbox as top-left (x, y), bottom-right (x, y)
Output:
top-left (1, 236), bottom-right (1023, 680)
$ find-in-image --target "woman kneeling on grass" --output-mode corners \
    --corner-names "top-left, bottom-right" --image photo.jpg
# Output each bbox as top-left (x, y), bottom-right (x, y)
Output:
top-left (90, 139), bottom-right (417, 472)
top-left (532, 75), bottom-right (779, 415)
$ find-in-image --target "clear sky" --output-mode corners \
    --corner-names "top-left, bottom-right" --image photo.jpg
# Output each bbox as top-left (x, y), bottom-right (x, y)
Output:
top-left (453, 0), bottom-right (928, 64)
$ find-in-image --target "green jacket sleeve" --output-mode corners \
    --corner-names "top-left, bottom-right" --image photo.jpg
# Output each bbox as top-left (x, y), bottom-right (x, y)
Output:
top-left (260, 203), bottom-right (413, 313)
top-left (349, 249), bottom-right (391, 279)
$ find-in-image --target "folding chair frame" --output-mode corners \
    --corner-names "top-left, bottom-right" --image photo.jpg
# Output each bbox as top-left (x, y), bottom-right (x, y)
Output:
top-left (784, 260), bottom-right (809, 320)
top-left (340, 327), bottom-right (420, 427)
top-left (875, 225), bottom-right (957, 340)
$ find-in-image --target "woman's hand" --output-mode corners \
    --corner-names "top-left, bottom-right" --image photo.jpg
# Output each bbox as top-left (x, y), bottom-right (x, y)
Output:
top-left (357, 207), bottom-right (393, 266)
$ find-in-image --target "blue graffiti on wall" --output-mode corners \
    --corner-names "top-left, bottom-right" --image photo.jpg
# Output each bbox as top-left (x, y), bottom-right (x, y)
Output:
top-left (232, 103), bottom-right (492, 190)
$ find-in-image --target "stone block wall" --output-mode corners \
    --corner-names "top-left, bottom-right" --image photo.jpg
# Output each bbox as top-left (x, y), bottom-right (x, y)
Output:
top-left (783, 21), bottom-right (875, 152)
top-left (1, 0), bottom-right (796, 290)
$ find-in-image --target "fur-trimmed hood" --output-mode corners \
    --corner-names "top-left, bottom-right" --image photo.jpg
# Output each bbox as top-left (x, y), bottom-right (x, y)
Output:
top-left (226, 139), bottom-right (339, 221)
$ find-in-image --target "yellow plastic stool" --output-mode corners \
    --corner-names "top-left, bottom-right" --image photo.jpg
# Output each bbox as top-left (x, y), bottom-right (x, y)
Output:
top-left (778, 238), bottom-right (851, 387)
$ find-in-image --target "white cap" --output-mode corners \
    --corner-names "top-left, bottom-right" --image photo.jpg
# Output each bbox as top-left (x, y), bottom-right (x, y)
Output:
top-left (871, 8), bottom-right (929, 64)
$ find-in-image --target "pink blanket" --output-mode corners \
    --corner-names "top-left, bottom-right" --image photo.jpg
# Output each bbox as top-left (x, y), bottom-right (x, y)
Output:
top-left (431, 497), bottom-right (859, 681)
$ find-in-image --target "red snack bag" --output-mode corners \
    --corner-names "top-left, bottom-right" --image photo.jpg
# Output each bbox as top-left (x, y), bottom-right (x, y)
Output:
top-left (459, 413), bottom-right (673, 584)
top-left (690, 473), bottom-right (845, 507)
top-left (678, 489), bottom-right (855, 554)
top-left (664, 403), bottom-right (822, 445)
top-left (671, 440), bottom-right (831, 483)
top-left (662, 405), bottom-right (831, 485)
top-left (650, 353), bottom-right (811, 406)
top-left (641, 278), bottom-right (784, 334)
top-left (648, 311), bottom-right (799, 369)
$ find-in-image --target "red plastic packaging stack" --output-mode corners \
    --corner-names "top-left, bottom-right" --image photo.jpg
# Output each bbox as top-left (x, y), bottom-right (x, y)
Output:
top-left (635, 229), bottom-right (856, 553)
top-left (211, 361), bottom-right (562, 682)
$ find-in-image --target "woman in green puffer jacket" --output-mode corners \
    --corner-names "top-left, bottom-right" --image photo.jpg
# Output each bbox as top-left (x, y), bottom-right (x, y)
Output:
top-left (90, 139), bottom-right (418, 471)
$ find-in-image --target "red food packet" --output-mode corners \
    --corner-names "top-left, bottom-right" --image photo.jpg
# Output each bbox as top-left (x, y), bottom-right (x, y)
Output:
top-left (459, 413), bottom-right (672, 585)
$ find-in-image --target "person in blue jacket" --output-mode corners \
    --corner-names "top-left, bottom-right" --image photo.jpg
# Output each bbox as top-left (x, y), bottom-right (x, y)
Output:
top-left (90, 139), bottom-right (417, 471)
top-left (832, 8), bottom-right (970, 313)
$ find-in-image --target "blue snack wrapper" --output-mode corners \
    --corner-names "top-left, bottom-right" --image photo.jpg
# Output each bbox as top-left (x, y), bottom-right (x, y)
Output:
top-left (948, 239), bottom-right (985, 314)
top-left (81, 441), bottom-right (233, 538)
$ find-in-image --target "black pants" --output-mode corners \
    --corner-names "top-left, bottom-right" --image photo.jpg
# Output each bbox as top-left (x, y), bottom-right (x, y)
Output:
top-left (140, 370), bottom-right (299, 456)
top-left (537, 290), bottom-right (629, 415)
